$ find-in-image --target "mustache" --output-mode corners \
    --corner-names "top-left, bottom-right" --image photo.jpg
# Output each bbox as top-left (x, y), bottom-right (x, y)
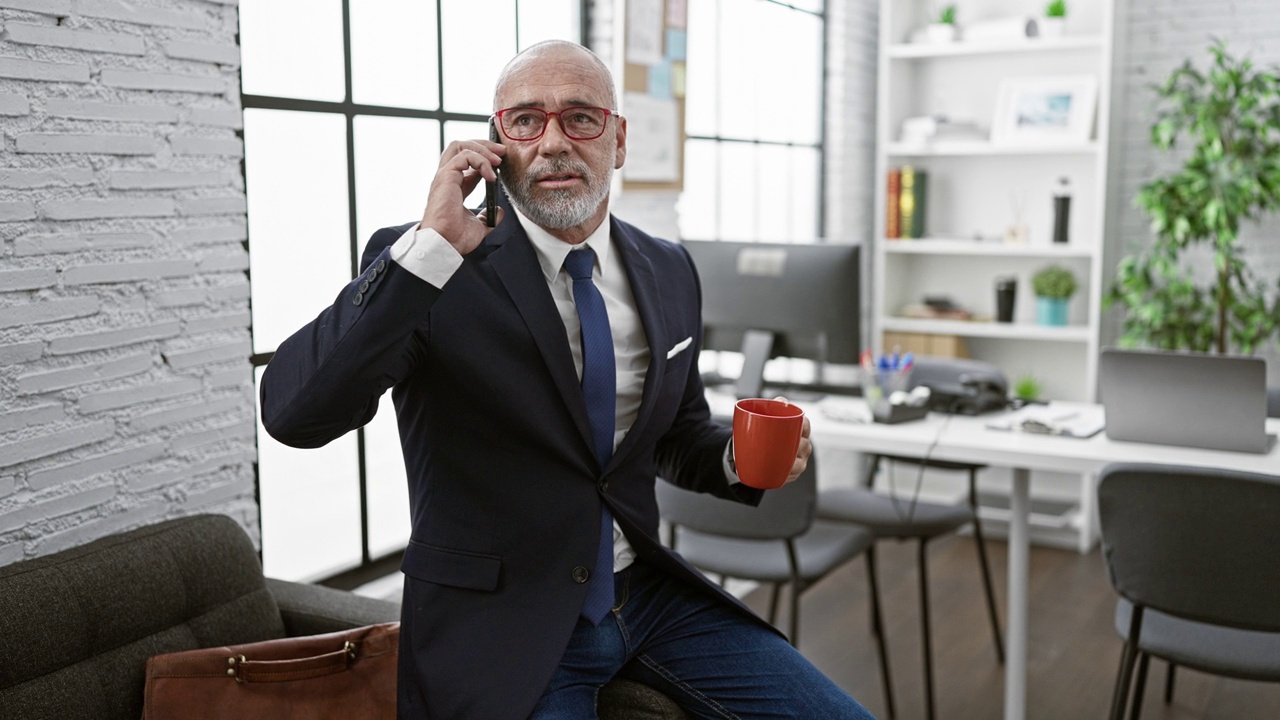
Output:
top-left (528, 159), bottom-right (592, 182)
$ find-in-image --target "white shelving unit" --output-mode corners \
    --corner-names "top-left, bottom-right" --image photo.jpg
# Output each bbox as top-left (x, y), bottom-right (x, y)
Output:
top-left (871, 0), bottom-right (1121, 551)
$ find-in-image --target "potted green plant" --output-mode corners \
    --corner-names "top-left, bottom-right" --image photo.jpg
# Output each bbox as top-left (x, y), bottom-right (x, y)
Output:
top-left (1041, 0), bottom-right (1067, 38)
top-left (924, 4), bottom-right (958, 43)
top-left (1032, 265), bottom-right (1077, 326)
top-left (1013, 374), bottom-right (1043, 402)
top-left (1106, 40), bottom-right (1280, 354)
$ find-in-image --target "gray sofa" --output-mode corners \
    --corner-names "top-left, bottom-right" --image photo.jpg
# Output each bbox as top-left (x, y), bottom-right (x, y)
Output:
top-left (0, 513), bottom-right (686, 720)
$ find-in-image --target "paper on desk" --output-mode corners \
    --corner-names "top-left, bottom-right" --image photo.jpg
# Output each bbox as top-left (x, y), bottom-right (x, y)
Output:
top-left (985, 406), bottom-right (1105, 438)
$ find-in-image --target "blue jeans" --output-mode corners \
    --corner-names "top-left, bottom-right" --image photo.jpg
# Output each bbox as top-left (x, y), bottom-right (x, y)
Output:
top-left (530, 560), bottom-right (876, 719)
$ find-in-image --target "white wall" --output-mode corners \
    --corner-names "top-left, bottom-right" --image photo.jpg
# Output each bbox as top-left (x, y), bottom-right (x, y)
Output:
top-left (0, 0), bottom-right (255, 567)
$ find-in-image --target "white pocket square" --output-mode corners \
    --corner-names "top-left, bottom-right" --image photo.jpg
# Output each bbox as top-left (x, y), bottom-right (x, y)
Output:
top-left (666, 336), bottom-right (693, 359)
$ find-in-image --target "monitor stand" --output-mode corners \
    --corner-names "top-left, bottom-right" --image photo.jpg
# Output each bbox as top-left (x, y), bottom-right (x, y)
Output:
top-left (734, 329), bottom-right (774, 400)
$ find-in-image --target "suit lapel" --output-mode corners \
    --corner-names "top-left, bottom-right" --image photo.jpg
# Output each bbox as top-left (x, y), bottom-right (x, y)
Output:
top-left (607, 217), bottom-right (668, 471)
top-left (486, 216), bottom-right (596, 462)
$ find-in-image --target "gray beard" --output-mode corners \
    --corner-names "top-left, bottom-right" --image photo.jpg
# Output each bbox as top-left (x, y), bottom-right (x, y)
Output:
top-left (504, 160), bottom-right (612, 230)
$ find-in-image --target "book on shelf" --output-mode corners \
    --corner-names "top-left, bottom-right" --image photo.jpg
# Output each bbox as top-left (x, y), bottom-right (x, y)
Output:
top-left (895, 166), bottom-right (928, 239)
top-left (886, 168), bottom-right (901, 239)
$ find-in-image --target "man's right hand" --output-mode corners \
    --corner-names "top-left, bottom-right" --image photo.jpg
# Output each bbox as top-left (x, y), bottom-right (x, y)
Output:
top-left (420, 139), bottom-right (507, 256)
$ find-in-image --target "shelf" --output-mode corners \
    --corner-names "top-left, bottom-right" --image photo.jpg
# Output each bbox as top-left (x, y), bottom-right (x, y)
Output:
top-left (881, 317), bottom-right (1092, 342)
top-left (887, 35), bottom-right (1103, 59)
top-left (883, 238), bottom-right (1094, 257)
top-left (887, 141), bottom-right (1098, 157)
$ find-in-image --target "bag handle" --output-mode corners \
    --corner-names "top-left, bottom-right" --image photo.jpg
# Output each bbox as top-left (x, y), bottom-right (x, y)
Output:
top-left (230, 641), bottom-right (357, 684)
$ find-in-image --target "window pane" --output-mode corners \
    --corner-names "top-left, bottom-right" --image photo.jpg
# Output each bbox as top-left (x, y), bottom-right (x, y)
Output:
top-left (256, 367), bottom-right (362, 582)
top-left (245, 109), bottom-right (351, 353)
top-left (441, 0), bottom-right (517, 114)
top-left (365, 404), bottom-right (410, 558)
top-left (773, 8), bottom-right (822, 145)
top-left (351, 0), bottom-right (440, 110)
top-left (717, 2), bottom-right (758, 140)
top-left (790, 146), bottom-right (820, 240)
top-left (517, 0), bottom-right (581, 50)
top-left (353, 116), bottom-right (442, 257)
top-left (755, 144), bottom-right (791, 241)
top-left (718, 142), bottom-right (755, 241)
top-left (240, 0), bottom-right (345, 101)
top-left (677, 139), bottom-right (717, 240)
top-left (443, 120), bottom-right (491, 212)
top-left (684, 0), bottom-right (718, 137)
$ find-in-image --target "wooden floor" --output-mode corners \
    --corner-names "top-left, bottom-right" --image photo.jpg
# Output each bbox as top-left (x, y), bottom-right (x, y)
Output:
top-left (739, 535), bottom-right (1280, 720)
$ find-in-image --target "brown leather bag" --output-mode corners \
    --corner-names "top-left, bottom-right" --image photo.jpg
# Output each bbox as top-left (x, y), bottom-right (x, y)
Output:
top-left (142, 622), bottom-right (399, 719)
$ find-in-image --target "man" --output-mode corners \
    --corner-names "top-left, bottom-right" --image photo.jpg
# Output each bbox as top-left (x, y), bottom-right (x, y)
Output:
top-left (260, 40), bottom-right (873, 720)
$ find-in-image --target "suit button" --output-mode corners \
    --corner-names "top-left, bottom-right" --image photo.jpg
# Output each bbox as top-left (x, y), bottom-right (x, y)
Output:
top-left (353, 292), bottom-right (363, 306)
top-left (376, 259), bottom-right (386, 273)
top-left (599, 480), bottom-right (609, 492)
top-left (572, 566), bottom-right (590, 583)
top-left (359, 280), bottom-right (370, 293)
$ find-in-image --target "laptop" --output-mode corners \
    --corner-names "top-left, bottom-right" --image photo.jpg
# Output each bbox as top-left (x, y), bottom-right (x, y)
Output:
top-left (1098, 348), bottom-right (1271, 454)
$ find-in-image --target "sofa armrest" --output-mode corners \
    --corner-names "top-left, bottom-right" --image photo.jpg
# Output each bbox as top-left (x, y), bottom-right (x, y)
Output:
top-left (265, 577), bottom-right (401, 637)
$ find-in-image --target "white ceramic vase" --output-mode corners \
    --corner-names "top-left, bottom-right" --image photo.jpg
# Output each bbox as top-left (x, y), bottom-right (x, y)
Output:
top-left (1039, 17), bottom-right (1066, 38)
top-left (924, 23), bottom-right (958, 43)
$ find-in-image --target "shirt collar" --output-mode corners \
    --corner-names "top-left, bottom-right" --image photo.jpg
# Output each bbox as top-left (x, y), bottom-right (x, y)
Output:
top-left (511, 203), bottom-right (613, 284)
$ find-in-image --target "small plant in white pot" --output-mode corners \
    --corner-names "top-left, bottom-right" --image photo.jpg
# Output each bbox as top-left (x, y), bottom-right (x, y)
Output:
top-left (925, 5), bottom-right (958, 43)
top-left (1032, 265), bottom-right (1077, 326)
top-left (1041, 0), bottom-right (1067, 38)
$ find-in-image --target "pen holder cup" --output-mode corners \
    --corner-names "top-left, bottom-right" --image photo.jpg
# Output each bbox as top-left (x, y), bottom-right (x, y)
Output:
top-left (872, 400), bottom-right (929, 424)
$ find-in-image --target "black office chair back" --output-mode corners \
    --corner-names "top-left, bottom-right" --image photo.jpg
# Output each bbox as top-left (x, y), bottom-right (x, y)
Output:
top-left (1267, 387), bottom-right (1280, 418)
top-left (1098, 462), bottom-right (1280, 633)
top-left (655, 456), bottom-right (816, 541)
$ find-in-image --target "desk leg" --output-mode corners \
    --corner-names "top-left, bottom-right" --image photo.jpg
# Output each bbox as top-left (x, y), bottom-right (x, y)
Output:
top-left (1004, 467), bottom-right (1030, 720)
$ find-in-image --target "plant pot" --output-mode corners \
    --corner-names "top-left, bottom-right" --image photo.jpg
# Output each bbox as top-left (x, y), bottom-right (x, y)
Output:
top-left (1039, 17), bottom-right (1065, 38)
top-left (923, 23), bottom-right (958, 43)
top-left (1036, 296), bottom-right (1069, 326)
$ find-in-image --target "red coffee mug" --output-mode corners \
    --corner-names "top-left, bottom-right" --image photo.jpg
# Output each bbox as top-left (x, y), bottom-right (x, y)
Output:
top-left (732, 398), bottom-right (805, 490)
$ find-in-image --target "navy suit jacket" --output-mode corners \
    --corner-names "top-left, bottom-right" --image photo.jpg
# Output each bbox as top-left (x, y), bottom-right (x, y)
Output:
top-left (260, 197), bottom-right (769, 719)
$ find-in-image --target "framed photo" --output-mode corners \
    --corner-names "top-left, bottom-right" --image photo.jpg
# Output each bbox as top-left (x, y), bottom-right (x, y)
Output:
top-left (990, 75), bottom-right (1098, 146)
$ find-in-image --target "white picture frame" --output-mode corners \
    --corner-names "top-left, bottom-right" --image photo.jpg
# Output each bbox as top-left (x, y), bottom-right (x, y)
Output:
top-left (990, 75), bottom-right (1098, 146)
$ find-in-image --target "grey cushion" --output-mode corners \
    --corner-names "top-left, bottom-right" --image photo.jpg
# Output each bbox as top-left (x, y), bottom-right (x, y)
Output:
top-left (674, 520), bottom-right (873, 583)
top-left (1115, 599), bottom-right (1280, 682)
top-left (817, 486), bottom-right (973, 538)
top-left (599, 678), bottom-right (691, 719)
top-left (0, 514), bottom-right (285, 720)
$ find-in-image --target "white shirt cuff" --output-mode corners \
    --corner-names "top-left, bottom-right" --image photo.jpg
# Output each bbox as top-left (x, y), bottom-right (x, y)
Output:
top-left (722, 438), bottom-right (740, 484)
top-left (389, 224), bottom-right (464, 288)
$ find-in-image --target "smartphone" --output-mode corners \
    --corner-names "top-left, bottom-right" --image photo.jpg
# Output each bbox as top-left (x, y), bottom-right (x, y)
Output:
top-left (485, 118), bottom-right (500, 227)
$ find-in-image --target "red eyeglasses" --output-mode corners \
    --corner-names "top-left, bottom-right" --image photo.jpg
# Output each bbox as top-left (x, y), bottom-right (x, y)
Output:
top-left (493, 106), bottom-right (616, 142)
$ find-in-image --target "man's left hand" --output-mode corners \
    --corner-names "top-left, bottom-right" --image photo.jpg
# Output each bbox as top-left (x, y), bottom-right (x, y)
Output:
top-left (775, 396), bottom-right (812, 486)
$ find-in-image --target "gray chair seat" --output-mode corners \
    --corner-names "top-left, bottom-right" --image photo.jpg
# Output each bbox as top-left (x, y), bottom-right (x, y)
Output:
top-left (673, 520), bottom-right (873, 583)
top-left (1116, 600), bottom-right (1280, 682)
top-left (818, 486), bottom-right (973, 538)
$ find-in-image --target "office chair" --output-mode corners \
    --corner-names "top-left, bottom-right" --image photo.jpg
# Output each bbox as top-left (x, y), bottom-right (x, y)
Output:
top-left (656, 454), bottom-right (898, 718)
top-left (1267, 387), bottom-right (1279, 418)
top-left (815, 453), bottom-right (1004, 720)
top-left (1097, 462), bottom-right (1280, 720)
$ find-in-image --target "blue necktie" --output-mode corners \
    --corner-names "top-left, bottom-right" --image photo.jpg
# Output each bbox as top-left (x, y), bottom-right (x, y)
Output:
top-left (563, 247), bottom-right (616, 625)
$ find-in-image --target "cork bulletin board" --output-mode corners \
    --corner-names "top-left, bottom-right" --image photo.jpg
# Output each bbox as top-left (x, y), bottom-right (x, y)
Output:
top-left (619, 0), bottom-right (688, 191)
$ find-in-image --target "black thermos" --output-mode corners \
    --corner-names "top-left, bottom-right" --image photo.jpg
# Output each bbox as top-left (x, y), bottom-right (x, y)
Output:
top-left (1052, 177), bottom-right (1071, 245)
top-left (996, 276), bottom-right (1017, 323)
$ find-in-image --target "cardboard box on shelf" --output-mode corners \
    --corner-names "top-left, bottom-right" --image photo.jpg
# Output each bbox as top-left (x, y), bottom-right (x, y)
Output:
top-left (883, 331), bottom-right (970, 358)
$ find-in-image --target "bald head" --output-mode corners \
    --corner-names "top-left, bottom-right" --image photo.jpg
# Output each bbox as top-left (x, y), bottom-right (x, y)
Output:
top-left (493, 41), bottom-right (617, 111)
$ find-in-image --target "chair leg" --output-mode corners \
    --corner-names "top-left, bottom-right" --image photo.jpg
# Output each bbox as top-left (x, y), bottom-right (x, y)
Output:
top-left (768, 582), bottom-right (781, 626)
top-left (786, 539), bottom-right (802, 648)
top-left (863, 454), bottom-right (883, 489)
top-left (1163, 662), bottom-right (1176, 704)
top-left (1108, 604), bottom-right (1145, 720)
top-left (1128, 652), bottom-right (1150, 720)
top-left (866, 547), bottom-right (896, 720)
top-left (918, 539), bottom-right (936, 720)
top-left (967, 468), bottom-right (1005, 665)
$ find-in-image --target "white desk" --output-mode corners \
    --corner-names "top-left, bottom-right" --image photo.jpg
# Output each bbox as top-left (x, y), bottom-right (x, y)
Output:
top-left (707, 392), bottom-right (1280, 720)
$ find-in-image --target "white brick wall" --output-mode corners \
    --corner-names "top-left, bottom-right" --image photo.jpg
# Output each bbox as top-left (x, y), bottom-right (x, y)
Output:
top-left (0, 0), bottom-right (256, 566)
top-left (1108, 0), bottom-right (1280, 382)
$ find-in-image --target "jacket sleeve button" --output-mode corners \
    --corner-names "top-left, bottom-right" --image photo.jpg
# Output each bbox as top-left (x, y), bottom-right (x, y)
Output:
top-left (359, 280), bottom-right (370, 293)
top-left (353, 292), bottom-right (364, 306)
top-left (572, 566), bottom-right (590, 583)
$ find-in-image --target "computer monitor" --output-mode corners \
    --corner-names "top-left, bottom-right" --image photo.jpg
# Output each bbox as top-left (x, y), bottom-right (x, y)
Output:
top-left (682, 239), bottom-right (861, 398)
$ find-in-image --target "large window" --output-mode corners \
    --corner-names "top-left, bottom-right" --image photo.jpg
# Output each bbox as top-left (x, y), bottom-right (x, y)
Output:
top-left (679, 0), bottom-right (826, 242)
top-left (240, 0), bottom-right (585, 582)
